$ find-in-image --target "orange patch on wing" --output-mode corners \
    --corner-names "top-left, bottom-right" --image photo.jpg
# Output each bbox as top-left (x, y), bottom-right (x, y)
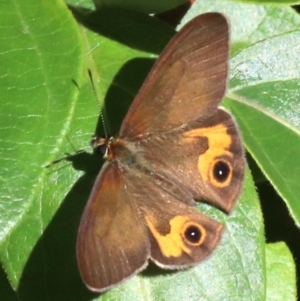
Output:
top-left (146, 216), bottom-right (190, 257)
top-left (184, 124), bottom-right (233, 187)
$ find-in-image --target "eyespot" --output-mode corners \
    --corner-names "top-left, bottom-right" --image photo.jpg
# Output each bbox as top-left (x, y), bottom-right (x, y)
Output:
top-left (208, 158), bottom-right (233, 188)
top-left (146, 216), bottom-right (207, 257)
top-left (213, 160), bottom-right (231, 183)
top-left (184, 225), bottom-right (201, 243)
top-left (182, 222), bottom-right (206, 246)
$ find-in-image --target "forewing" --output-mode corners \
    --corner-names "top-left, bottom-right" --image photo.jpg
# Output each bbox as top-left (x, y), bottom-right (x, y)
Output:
top-left (120, 13), bottom-right (229, 138)
top-left (77, 163), bottom-right (150, 292)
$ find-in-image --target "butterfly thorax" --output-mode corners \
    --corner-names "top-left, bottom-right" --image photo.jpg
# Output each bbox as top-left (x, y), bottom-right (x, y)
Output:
top-left (107, 137), bottom-right (134, 161)
top-left (92, 135), bottom-right (137, 164)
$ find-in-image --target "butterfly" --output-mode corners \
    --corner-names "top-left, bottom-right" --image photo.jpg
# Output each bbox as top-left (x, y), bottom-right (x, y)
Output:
top-left (76, 12), bottom-right (245, 292)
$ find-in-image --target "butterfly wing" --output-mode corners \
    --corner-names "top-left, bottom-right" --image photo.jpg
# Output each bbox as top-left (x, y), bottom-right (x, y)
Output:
top-left (77, 163), bottom-right (225, 291)
top-left (120, 12), bottom-right (243, 212)
top-left (120, 13), bottom-right (229, 138)
top-left (139, 108), bottom-right (245, 213)
top-left (124, 168), bottom-right (224, 268)
top-left (77, 163), bottom-right (150, 292)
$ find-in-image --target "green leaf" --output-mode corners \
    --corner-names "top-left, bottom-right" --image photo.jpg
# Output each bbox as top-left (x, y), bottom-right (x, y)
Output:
top-left (66, 0), bottom-right (96, 10)
top-left (0, 0), bottom-right (83, 294)
top-left (266, 242), bottom-right (296, 301)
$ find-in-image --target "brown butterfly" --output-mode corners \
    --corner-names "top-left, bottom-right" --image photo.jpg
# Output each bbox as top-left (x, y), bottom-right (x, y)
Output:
top-left (77, 12), bottom-right (245, 292)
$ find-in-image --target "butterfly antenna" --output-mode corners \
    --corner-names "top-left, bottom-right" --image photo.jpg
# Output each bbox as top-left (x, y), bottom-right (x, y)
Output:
top-left (88, 69), bottom-right (108, 139)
